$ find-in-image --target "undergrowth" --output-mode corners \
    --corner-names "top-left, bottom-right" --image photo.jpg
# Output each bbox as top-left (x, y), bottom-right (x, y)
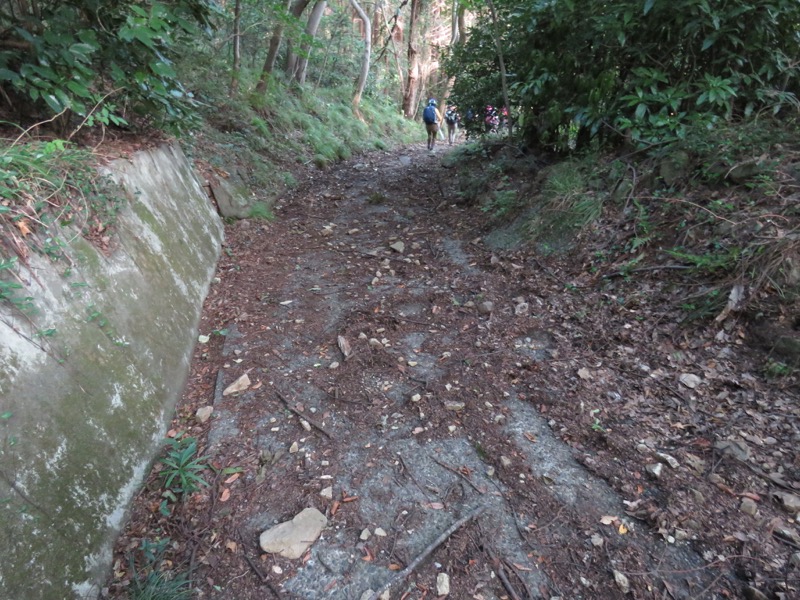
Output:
top-left (449, 117), bottom-right (800, 326)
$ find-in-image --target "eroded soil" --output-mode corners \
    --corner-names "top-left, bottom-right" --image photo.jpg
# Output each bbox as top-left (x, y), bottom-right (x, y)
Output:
top-left (107, 143), bottom-right (800, 600)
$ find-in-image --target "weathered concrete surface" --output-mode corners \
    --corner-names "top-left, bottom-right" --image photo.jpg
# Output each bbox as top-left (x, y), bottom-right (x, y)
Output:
top-left (0, 143), bottom-right (223, 599)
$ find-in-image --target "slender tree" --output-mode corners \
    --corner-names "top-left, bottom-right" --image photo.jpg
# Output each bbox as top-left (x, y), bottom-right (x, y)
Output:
top-left (401, 0), bottom-right (422, 117)
top-left (350, 0), bottom-right (372, 118)
top-left (295, 0), bottom-right (328, 84)
top-left (256, 0), bottom-right (293, 94)
top-left (230, 0), bottom-right (242, 94)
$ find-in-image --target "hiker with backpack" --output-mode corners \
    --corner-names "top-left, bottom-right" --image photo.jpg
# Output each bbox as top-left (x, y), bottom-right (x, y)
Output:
top-left (444, 104), bottom-right (459, 145)
top-left (422, 98), bottom-right (443, 151)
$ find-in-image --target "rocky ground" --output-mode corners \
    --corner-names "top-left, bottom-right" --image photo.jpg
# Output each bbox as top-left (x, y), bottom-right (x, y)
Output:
top-left (106, 141), bottom-right (800, 600)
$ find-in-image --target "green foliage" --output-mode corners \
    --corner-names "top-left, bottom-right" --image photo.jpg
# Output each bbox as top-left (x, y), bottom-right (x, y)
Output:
top-left (0, 0), bottom-right (218, 130)
top-left (128, 538), bottom-right (192, 600)
top-left (764, 358), bottom-right (792, 378)
top-left (248, 202), bottom-right (274, 221)
top-left (445, 0), bottom-right (800, 150)
top-left (0, 257), bottom-right (34, 313)
top-left (0, 137), bottom-right (126, 314)
top-left (159, 437), bottom-right (209, 496)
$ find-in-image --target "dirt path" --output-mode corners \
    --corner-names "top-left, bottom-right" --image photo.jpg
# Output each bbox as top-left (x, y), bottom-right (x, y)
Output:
top-left (110, 144), bottom-right (800, 600)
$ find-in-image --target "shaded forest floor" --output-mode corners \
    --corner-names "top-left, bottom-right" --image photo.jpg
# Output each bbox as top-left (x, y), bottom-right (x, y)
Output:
top-left (106, 140), bottom-right (800, 600)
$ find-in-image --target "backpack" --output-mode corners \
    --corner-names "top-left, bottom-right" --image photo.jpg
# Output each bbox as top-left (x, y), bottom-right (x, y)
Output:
top-left (445, 109), bottom-right (457, 124)
top-left (422, 105), bottom-right (437, 124)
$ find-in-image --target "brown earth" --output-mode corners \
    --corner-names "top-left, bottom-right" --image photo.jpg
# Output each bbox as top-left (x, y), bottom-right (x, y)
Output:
top-left (105, 142), bottom-right (800, 600)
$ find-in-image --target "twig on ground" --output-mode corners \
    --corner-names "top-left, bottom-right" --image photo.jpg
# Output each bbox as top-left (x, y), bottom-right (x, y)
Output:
top-left (365, 505), bottom-right (486, 600)
top-left (237, 529), bottom-right (284, 598)
top-left (275, 391), bottom-right (333, 439)
top-left (429, 454), bottom-right (484, 494)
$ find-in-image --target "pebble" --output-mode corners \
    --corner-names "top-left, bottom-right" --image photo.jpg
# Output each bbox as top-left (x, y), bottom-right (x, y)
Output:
top-left (478, 301), bottom-right (494, 314)
top-left (195, 406), bottom-right (213, 423)
top-left (436, 573), bottom-right (450, 596)
top-left (444, 401), bottom-right (465, 411)
top-left (740, 497), bottom-right (758, 516)
top-left (374, 528), bottom-right (387, 537)
top-left (289, 441), bottom-right (299, 453)
top-left (411, 393), bottom-right (421, 402)
top-left (320, 486), bottom-right (333, 500)
top-left (645, 463), bottom-right (663, 479)
top-left (272, 565), bottom-right (283, 574)
top-left (613, 570), bottom-right (630, 594)
top-left (500, 456), bottom-right (512, 468)
top-left (360, 528), bottom-right (371, 541)
top-left (329, 361), bottom-right (339, 369)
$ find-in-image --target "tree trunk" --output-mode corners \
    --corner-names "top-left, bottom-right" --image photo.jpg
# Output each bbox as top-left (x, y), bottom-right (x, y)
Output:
top-left (256, 0), bottom-right (293, 95)
top-left (285, 0), bottom-right (313, 78)
top-left (295, 0), bottom-right (328, 85)
top-left (230, 0), bottom-right (242, 95)
top-left (485, 0), bottom-right (512, 140)
top-left (350, 0), bottom-right (372, 119)
top-left (401, 0), bottom-right (422, 118)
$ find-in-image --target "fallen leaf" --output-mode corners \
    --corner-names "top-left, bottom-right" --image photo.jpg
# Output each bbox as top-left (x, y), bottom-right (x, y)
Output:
top-left (225, 540), bottom-right (237, 552)
top-left (224, 473), bottom-right (240, 485)
top-left (16, 219), bottom-right (32, 237)
top-left (679, 373), bottom-right (701, 389)
top-left (422, 501), bottom-right (445, 510)
top-left (600, 515), bottom-right (619, 525)
top-left (389, 563), bottom-right (403, 571)
top-left (524, 432), bottom-right (537, 443)
top-left (331, 500), bottom-right (340, 516)
top-left (220, 488), bottom-right (231, 502)
top-left (618, 523), bottom-right (628, 534)
top-left (577, 367), bottom-right (592, 380)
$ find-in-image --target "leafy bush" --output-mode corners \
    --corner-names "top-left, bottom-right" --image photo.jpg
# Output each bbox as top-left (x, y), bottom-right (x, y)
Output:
top-left (445, 0), bottom-right (800, 150)
top-left (0, 0), bottom-right (218, 131)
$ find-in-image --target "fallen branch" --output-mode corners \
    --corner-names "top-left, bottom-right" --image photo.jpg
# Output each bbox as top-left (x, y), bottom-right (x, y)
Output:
top-left (275, 391), bottom-right (333, 439)
top-left (237, 529), bottom-right (284, 598)
top-left (429, 455), bottom-right (484, 494)
top-left (365, 505), bottom-right (486, 600)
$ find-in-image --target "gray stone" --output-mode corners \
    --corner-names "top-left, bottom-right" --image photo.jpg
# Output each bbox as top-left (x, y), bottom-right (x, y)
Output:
top-left (646, 463), bottom-right (663, 479)
top-left (478, 301), bottom-right (494, 314)
top-left (740, 497), bottom-right (758, 516)
top-left (259, 507), bottom-right (328, 559)
top-left (774, 491), bottom-right (800, 513)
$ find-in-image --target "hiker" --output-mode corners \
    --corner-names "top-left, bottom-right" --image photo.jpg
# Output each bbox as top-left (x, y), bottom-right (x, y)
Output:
top-left (422, 98), bottom-right (443, 151)
top-left (484, 105), bottom-right (499, 133)
top-left (444, 104), bottom-right (459, 145)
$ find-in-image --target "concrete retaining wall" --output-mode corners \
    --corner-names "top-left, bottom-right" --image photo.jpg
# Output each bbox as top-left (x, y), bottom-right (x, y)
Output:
top-left (0, 143), bottom-right (223, 599)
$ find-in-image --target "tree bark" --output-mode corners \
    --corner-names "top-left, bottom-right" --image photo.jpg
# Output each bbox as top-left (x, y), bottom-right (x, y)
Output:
top-left (350, 0), bottom-right (372, 119)
top-left (295, 0), bottom-right (328, 85)
top-left (485, 0), bottom-right (512, 139)
top-left (284, 0), bottom-right (313, 78)
top-left (401, 0), bottom-right (422, 118)
top-left (230, 0), bottom-right (242, 95)
top-left (256, 0), bottom-right (293, 95)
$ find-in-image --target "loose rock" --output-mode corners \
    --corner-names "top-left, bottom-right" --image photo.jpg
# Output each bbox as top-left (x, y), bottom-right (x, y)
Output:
top-left (195, 406), bottom-right (213, 423)
top-left (223, 373), bottom-right (251, 396)
top-left (436, 573), bottom-right (450, 596)
top-left (613, 570), bottom-right (630, 594)
top-left (645, 463), bottom-right (663, 479)
top-left (740, 497), bottom-right (758, 516)
top-left (259, 507), bottom-right (328, 559)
